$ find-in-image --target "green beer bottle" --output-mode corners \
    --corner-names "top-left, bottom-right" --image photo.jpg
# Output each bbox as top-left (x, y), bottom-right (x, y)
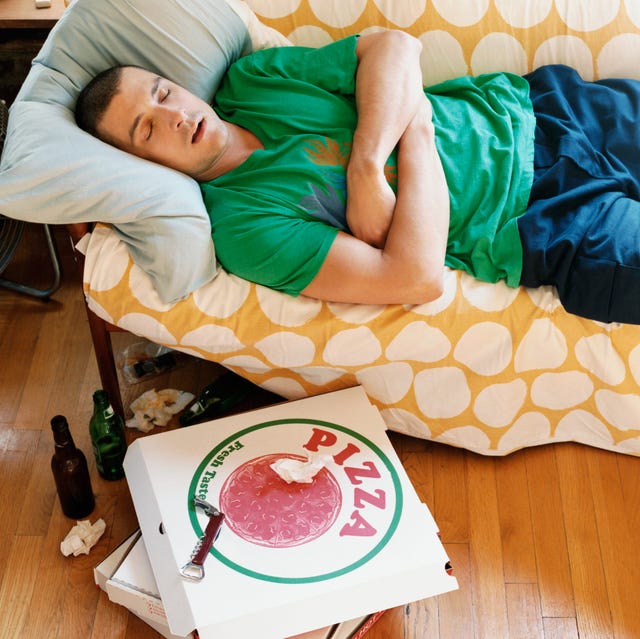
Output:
top-left (89, 390), bottom-right (127, 480)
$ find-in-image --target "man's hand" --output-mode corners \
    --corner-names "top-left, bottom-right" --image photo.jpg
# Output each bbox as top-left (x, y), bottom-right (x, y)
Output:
top-left (346, 158), bottom-right (396, 248)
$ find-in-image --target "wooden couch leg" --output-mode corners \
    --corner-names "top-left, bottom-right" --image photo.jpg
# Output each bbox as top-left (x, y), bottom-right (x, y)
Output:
top-left (85, 304), bottom-right (125, 417)
top-left (67, 222), bottom-right (125, 418)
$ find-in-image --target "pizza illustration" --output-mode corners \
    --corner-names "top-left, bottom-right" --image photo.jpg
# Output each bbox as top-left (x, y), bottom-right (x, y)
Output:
top-left (188, 418), bottom-right (403, 582)
top-left (219, 453), bottom-right (342, 548)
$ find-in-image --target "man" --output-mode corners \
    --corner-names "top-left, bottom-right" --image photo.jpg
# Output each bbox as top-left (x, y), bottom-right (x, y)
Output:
top-left (75, 31), bottom-right (640, 324)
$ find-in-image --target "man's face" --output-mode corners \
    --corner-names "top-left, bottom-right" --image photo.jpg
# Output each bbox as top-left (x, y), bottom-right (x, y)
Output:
top-left (97, 66), bottom-right (229, 181)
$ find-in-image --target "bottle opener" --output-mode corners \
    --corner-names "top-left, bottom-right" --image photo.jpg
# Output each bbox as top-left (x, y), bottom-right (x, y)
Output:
top-left (180, 496), bottom-right (225, 582)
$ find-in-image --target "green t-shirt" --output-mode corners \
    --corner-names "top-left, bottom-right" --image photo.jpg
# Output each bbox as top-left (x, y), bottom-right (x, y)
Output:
top-left (201, 36), bottom-right (535, 295)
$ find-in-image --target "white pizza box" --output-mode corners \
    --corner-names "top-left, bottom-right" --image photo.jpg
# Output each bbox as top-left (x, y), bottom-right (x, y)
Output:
top-left (124, 386), bottom-right (458, 638)
top-left (94, 531), bottom-right (193, 639)
top-left (98, 530), bottom-right (387, 639)
top-left (94, 530), bottom-right (139, 593)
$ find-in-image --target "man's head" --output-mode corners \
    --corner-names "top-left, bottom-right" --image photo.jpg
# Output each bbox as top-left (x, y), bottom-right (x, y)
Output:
top-left (75, 66), bottom-right (230, 181)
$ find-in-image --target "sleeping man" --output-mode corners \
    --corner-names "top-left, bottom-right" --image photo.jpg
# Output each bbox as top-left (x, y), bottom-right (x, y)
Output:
top-left (75, 31), bottom-right (640, 325)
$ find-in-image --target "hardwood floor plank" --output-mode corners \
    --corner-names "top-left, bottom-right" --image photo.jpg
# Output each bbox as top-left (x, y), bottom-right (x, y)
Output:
top-left (90, 592), bottom-right (129, 639)
top-left (0, 535), bottom-right (43, 637)
top-left (19, 510), bottom-right (72, 638)
top-left (124, 614), bottom-right (167, 638)
top-left (57, 548), bottom-right (104, 639)
top-left (0, 442), bottom-right (41, 579)
top-left (524, 445), bottom-right (575, 618)
top-left (13, 431), bottom-right (57, 537)
top-left (0, 297), bottom-right (42, 424)
top-left (586, 448), bottom-right (640, 638)
top-left (617, 452), bottom-right (640, 534)
top-left (506, 582), bottom-right (544, 639)
top-left (495, 451), bottom-right (537, 583)
top-left (542, 617), bottom-right (579, 639)
top-left (92, 485), bottom-right (139, 573)
top-left (400, 445), bottom-right (434, 506)
top-left (437, 543), bottom-right (474, 639)
top-left (10, 303), bottom-right (70, 430)
top-left (366, 605), bottom-right (405, 639)
top-left (44, 318), bottom-right (99, 420)
top-left (5, 426), bottom-right (40, 452)
top-left (432, 443), bottom-right (469, 543)
top-left (466, 454), bottom-right (510, 638)
top-left (405, 590), bottom-right (439, 639)
top-left (555, 444), bottom-right (614, 639)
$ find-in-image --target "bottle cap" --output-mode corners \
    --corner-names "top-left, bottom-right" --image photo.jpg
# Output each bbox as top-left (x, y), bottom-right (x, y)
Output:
top-left (50, 415), bottom-right (69, 432)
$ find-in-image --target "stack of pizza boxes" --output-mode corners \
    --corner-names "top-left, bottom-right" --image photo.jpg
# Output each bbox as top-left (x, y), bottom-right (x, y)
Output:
top-left (95, 386), bottom-right (457, 638)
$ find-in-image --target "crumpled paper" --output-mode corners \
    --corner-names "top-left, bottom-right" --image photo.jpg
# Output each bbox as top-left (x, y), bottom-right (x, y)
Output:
top-left (60, 518), bottom-right (106, 557)
top-left (270, 454), bottom-right (332, 484)
top-left (125, 388), bottom-right (195, 433)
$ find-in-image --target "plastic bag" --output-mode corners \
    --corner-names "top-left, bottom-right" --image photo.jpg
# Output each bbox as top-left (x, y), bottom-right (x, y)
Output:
top-left (120, 340), bottom-right (185, 385)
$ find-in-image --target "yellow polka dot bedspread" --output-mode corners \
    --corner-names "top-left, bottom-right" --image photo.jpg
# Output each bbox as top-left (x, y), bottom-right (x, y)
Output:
top-left (82, 0), bottom-right (640, 457)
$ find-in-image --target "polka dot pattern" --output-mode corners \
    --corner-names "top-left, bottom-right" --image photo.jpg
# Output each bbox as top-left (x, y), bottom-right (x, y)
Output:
top-left (86, 228), bottom-right (640, 456)
top-left (82, 0), bottom-right (640, 457)
top-left (248, 0), bottom-right (640, 81)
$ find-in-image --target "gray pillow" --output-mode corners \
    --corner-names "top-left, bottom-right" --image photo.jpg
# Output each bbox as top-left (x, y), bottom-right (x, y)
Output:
top-left (0, 0), bottom-right (251, 302)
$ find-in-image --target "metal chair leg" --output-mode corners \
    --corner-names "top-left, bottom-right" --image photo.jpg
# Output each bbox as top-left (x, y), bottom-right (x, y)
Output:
top-left (0, 223), bottom-right (62, 299)
top-left (0, 98), bottom-right (62, 299)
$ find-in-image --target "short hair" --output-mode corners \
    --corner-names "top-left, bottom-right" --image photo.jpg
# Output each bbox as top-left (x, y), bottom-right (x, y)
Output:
top-left (75, 66), bottom-right (126, 141)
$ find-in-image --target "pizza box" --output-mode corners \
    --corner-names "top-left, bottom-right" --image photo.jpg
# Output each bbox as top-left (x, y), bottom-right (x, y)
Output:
top-left (124, 386), bottom-right (458, 638)
top-left (94, 530), bottom-right (140, 594)
top-left (94, 531), bottom-right (193, 639)
top-left (96, 530), bottom-right (387, 639)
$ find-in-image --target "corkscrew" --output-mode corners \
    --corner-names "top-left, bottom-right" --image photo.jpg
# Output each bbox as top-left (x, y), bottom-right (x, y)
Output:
top-left (180, 496), bottom-right (225, 582)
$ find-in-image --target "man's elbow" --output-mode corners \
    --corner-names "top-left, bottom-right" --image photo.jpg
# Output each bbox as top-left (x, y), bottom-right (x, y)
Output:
top-left (360, 29), bottom-right (422, 58)
top-left (384, 30), bottom-right (423, 57)
top-left (403, 265), bottom-right (445, 305)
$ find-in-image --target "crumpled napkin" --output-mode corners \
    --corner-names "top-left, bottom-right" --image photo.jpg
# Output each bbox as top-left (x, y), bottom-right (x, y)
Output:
top-left (125, 388), bottom-right (195, 433)
top-left (270, 454), bottom-right (332, 484)
top-left (60, 519), bottom-right (106, 557)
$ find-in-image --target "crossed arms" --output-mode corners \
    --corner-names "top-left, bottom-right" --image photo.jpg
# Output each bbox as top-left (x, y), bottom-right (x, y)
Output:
top-left (301, 31), bottom-right (450, 305)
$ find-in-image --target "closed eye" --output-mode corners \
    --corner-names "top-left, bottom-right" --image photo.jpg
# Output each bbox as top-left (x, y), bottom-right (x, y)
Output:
top-left (146, 88), bottom-right (170, 140)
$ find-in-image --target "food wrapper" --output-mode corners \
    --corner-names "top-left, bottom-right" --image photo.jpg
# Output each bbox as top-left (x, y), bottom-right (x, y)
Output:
top-left (60, 518), bottom-right (106, 557)
top-left (270, 454), bottom-right (332, 484)
top-left (125, 389), bottom-right (195, 433)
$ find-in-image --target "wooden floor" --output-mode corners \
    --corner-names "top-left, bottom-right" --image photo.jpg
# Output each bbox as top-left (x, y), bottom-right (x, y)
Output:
top-left (0, 224), bottom-right (638, 639)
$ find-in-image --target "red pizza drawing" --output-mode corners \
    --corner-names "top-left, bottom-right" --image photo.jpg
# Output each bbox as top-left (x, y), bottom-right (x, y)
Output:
top-left (219, 453), bottom-right (342, 548)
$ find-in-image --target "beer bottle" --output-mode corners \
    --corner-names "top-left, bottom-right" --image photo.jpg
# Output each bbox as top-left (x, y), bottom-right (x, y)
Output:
top-left (50, 415), bottom-right (95, 518)
top-left (180, 372), bottom-right (255, 426)
top-left (89, 390), bottom-right (128, 480)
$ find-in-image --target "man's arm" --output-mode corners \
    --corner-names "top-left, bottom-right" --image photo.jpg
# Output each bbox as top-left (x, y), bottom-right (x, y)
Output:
top-left (346, 30), bottom-right (426, 248)
top-left (302, 99), bottom-right (450, 305)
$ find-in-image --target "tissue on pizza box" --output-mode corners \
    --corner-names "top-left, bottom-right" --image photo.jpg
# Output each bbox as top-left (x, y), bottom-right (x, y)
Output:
top-left (123, 386), bottom-right (458, 638)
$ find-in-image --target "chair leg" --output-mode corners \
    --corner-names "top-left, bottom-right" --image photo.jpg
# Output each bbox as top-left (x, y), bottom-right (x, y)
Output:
top-left (0, 224), bottom-right (62, 298)
top-left (85, 304), bottom-right (125, 417)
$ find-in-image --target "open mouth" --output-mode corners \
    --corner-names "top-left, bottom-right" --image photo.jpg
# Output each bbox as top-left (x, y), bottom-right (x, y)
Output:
top-left (191, 119), bottom-right (205, 144)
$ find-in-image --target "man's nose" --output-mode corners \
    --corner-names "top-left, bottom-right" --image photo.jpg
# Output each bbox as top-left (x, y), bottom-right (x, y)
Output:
top-left (161, 105), bottom-right (188, 130)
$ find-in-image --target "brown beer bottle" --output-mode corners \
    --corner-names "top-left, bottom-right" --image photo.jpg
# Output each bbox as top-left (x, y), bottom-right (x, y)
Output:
top-left (50, 415), bottom-right (95, 518)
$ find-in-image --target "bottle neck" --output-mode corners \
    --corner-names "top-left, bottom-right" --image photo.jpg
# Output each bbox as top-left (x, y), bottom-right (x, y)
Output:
top-left (51, 416), bottom-right (76, 449)
top-left (52, 427), bottom-right (77, 457)
top-left (93, 392), bottom-right (114, 418)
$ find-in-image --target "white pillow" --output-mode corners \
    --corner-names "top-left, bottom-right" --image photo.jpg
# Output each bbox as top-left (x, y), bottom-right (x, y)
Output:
top-left (0, 0), bottom-right (252, 303)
